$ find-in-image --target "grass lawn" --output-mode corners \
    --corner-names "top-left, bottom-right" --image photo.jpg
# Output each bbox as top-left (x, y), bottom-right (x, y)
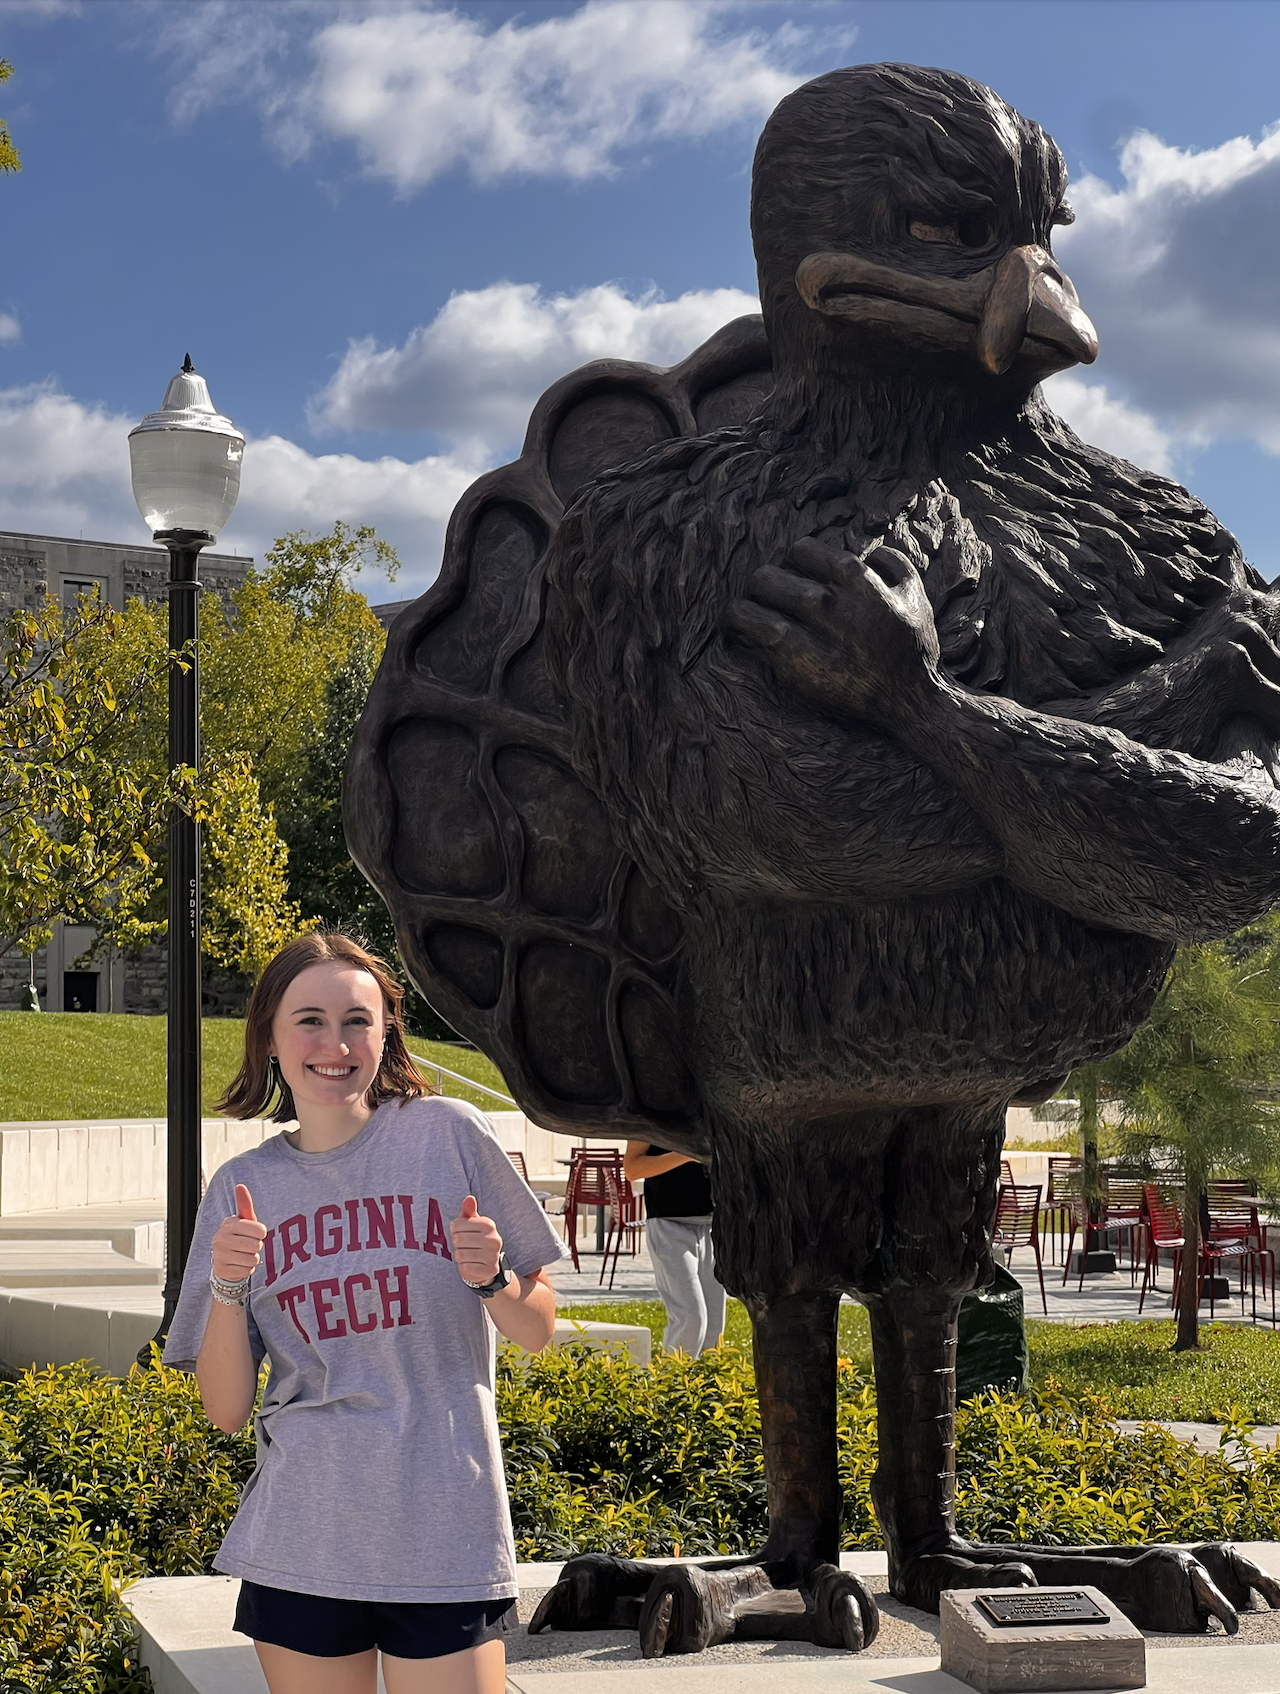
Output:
top-left (560, 1300), bottom-right (1280, 1425)
top-left (0, 1011), bottom-right (512, 1120)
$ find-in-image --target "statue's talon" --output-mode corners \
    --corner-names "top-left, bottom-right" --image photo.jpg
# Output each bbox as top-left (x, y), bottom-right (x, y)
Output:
top-left (1189, 1560), bottom-right (1239, 1635)
top-left (638, 1562), bottom-right (773, 1655)
top-left (835, 1593), bottom-right (863, 1651)
top-left (1186, 1542), bottom-right (1280, 1612)
top-left (527, 1552), bottom-right (663, 1634)
top-left (896, 1552), bottom-right (1037, 1614)
top-left (532, 1551), bottom-right (881, 1654)
top-left (809, 1562), bottom-right (880, 1651)
top-left (907, 1542), bottom-right (1247, 1635)
top-left (641, 1589), bottom-right (675, 1658)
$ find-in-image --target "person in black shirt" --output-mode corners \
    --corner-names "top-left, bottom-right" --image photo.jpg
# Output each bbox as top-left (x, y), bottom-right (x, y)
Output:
top-left (624, 1143), bottom-right (726, 1354)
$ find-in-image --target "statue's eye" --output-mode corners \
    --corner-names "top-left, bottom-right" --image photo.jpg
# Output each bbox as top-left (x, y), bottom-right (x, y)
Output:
top-left (957, 213), bottom-right (993, 249)
top-left (908, 215), bottom-right (994, 250)
top-left (909, 220), bottom-right (960, 246)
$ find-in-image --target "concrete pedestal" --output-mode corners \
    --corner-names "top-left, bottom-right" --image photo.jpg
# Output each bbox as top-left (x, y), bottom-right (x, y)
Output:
top-left (940, 1585), bottom-right (1145, 1692)
top-left (1069, 1250), bottom-right (1119, 1276)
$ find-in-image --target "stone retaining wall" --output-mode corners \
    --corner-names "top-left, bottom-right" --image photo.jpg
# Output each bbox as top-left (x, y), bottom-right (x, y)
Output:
top-left (0, 1118), bottom-right (281, 1214)
top-left (0, 1110), bottom-right (600, 1214)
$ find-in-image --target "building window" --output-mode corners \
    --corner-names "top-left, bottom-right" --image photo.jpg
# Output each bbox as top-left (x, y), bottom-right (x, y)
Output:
top-left (63, 971), bottom-right (99, 1013)
top-left (61, 576), bottom-right (107, 611)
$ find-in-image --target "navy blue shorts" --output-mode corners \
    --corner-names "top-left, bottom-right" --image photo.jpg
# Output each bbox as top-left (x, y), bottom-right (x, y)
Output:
top-left (233, 1580), bottom-right (517, 1659)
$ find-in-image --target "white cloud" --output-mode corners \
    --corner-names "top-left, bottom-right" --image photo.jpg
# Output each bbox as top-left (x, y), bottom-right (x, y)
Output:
top-left (1056, 123), bottom-right (1280, 456)
top-left (314, 280), bottom-right (760, 442)
top-left (161, 0), bottom-right (821, 188)
top-left (0, 383), bottom-right (138, 540)
top-left (0, 382), bottom-right (481, 595)
top-left (222, 436), bottom-right (482, 592)
top-left (0, 277), bottom-right (759, 594)
top-left (0, 1), bottom-right (82, 16)
top-left (0, 314), bottom-right (21, 345)
top-left (1042, 374), bottom-right (1174, 477)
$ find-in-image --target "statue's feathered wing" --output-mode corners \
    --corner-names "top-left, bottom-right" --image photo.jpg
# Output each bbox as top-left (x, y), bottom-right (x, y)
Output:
top-left (344, 316), bottom-right (773, 1149)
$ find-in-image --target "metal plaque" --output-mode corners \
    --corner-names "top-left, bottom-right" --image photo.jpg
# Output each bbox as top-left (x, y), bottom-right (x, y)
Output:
top-left (976, 1591), bottom-right (1110, 1628)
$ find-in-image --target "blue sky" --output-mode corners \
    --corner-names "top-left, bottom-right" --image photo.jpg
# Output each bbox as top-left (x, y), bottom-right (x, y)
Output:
top-left (1, 0), bottom-right (1277, 596)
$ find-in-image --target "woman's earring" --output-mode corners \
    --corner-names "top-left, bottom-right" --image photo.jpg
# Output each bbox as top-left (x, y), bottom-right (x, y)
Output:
top-left (269, 1055), bottom-right (282, 1087)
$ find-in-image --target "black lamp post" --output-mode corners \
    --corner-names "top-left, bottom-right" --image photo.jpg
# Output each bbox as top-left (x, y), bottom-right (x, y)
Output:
top-left (129, 355), bottom-right (244, 1353)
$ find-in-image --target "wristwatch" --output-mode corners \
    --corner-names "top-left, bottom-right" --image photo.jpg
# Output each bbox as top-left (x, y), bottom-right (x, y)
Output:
top-left (466, 1252), bottom-right (512, 1299)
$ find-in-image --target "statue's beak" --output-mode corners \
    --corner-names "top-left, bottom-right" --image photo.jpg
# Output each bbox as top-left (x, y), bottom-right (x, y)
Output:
top-left (795, 244), bottom-right (1098, 378)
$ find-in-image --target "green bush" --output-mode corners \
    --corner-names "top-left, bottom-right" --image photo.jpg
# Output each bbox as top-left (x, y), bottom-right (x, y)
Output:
top-left (500, 1340), bottom-right (769, 1557)
top-left (498, 1340), bottom-right (1280, 1558)
top-left (955, 1383), bottom-right (1280, 1546)
top-left (0, 1360), bottom-right (254, 1693)
top-left (0, 1483), bottom-right (143, 1692)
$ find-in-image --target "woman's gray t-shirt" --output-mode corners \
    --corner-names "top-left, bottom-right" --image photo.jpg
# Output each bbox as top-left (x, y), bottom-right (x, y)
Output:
top-left (163, 1096), bottom-right (568, 1603)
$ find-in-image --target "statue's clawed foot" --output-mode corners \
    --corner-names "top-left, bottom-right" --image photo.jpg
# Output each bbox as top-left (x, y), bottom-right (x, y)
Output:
top-left (528, 1552), bottom-right (880, 1654)
top-left (895, 1538), bottom-right (1280, 1635)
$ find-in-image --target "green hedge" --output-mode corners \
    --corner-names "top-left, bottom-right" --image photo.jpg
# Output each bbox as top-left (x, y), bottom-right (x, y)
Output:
top-left (0, 1361), bottom-right (253, 1693)
top-left (9, 1346), bottom-right (1280, 1690)
top-left (502, 1342), bottom-right (1280, 1557)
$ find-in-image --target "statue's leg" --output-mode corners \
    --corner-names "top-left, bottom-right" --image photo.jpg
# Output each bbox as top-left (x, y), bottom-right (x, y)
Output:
top-left (530, 1109), bottom-right (891, 1656)
top-left (528, 1285), bottom-right (879, 1654)
top-left (866, 1107), bottom-right (1280, 1635)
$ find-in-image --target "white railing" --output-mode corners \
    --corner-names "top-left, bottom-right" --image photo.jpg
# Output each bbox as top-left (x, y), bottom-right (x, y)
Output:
top-left (408, 1053), bottom-right (517, 1110)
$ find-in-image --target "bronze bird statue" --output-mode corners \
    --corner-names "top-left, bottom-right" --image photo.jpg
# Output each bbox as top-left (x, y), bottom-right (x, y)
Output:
top-left (345, 63), bottom-right (1280, 1654)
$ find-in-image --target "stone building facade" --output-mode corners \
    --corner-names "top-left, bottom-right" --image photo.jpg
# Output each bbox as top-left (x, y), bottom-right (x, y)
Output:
top-left (2, 529), bottom-right (252, 1016)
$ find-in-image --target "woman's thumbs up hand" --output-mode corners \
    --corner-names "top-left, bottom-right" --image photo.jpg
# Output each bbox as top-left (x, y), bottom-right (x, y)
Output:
top-left (212, 1183), bottom-right (268, 1283)
top-left (449, 1194), bottom-right (503, 1285)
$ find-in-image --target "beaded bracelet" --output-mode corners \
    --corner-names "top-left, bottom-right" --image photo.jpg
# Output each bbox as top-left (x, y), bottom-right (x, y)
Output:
top-left (210, 1270), bottom-right (252, 1308)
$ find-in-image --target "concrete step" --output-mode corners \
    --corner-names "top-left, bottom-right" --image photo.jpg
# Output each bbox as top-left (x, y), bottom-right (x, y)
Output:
top-left (0, 1203), bottom-right (164, 1264)
top-left (0, 1284), bottom-right (650, 1375)
top-left (0, 1240), bottom-right (163, 1287)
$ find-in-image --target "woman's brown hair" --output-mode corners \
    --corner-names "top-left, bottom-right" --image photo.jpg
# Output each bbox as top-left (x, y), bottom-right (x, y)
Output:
top-left (217, 931), bottom-right (432, 1122)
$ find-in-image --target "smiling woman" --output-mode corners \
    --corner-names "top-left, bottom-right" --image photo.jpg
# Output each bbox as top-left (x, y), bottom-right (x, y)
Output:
top-left (215, 931), bottom-right (430, 1132)
top-left (163, 928), bottom-right (566, 1694)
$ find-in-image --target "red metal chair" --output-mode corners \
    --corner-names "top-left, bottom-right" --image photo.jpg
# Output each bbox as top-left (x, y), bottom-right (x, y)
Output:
top-left (1138, 1186), bottom-right (1184, 1313)
top-left (505, 1149), bottom-right (556, 1213)
top-left (1202, 1189), bottom-right (1274, 1323)
top-left (563, 1149), bottom-right (622, 1271)
top-left (1047, 1155), bottom-right (1082, 1268)
top-left (992, 1183), bottom-right (1047, 1314)
top-left (600, 1163), bottom-right (646, 1289)
top-left (1061, 1187), bottom-right (1106, 1291)
top-left (1102, 1177), bottom-right (1145, 1286)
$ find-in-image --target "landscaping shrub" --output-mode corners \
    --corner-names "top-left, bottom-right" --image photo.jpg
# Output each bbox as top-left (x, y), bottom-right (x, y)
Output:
top-left (498, 1340), bottom-right (1280, 1557)
top-left (0, 1483), bottom-right (143, 1692)
top-left (0, 1360), bottom-right (253, 1693)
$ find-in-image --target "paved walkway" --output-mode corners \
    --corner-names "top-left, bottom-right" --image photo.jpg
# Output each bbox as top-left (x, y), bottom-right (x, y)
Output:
top-left (549, 1236), bottom-right (1279, 1330)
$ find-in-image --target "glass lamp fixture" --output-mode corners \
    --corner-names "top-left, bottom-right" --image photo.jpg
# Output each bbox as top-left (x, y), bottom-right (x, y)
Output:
top-left (128, 354), bottom-right (244, 539)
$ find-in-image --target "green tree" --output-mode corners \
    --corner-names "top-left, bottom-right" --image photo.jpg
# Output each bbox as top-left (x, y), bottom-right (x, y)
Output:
top-left (196, 520), bottom-right (431, 1006)
top-left (284, 627), bottom-right (458, 1039)
top-left (199, 522), bottom-right (393, 841)
top-left (1092, 934), bottom-right (1280, 1350)
top-left (0, 58), bottom-right (21, 176)
top-left (82, 593), bottom-right (307, 985)
top-left (0, 598), bottom-right (181, 963)
top-left (201, 759), bottom-right (303, 980)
